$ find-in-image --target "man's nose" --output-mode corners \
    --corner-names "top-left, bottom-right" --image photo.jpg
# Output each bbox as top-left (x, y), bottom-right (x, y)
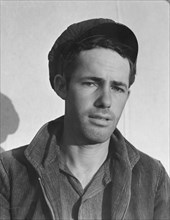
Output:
top-left (94, 87), bottom-right (112, 108)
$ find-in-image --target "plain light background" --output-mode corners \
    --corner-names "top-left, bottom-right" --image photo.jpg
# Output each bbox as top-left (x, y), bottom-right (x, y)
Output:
top-left (1, 0), bottom-right (169, 173)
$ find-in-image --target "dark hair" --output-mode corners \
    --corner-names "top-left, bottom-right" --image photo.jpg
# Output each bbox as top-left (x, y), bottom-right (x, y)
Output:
top-left (52, 36), bottom-right (137, 88)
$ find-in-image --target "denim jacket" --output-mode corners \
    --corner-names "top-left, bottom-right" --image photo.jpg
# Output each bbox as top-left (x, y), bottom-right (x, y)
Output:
top-left (0, 116), bottom-right (170, 220)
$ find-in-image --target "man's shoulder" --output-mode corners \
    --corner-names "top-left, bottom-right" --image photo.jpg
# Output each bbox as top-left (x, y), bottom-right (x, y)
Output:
top-left (0, 116), bottom-right (64, 168)
top-left (0, 116), bottom-right (63, 173)
top-left (0, 145), bottom-right (30, 175)
top-left (125, 138), bottom-right (168, 179)
top-left (0, 145), bottom-right (27, 160)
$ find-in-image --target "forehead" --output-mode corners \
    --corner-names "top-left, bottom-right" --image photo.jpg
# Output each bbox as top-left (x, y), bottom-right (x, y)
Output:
top-left (74, 48), bottom-right (130, 82)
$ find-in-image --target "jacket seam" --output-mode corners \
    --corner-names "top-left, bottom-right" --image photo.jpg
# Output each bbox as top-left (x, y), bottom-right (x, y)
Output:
top-left (0, 156), bottom-right (9, 177)
top-left (124, 139), bottom-right (140, 168)
top-left (154, 161), bottom-right (163, 195)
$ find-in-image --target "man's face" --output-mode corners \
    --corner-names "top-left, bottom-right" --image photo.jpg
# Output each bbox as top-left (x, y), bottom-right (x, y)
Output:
top-left (64, 48), bottom-right (130, 145)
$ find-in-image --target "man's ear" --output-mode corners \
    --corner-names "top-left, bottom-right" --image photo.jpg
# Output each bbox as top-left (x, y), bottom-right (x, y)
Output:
top-left (53, 75), bottom-right (67, 100)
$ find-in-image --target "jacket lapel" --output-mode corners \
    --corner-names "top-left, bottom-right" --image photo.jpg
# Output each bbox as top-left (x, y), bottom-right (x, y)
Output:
top-left (110, 154), bottom-right (132, 219)
top-left (38, 161), bottom-right (62, 219)
top-left (110, 129), bottom-right (139, 219)
top-left (25, 117), bottom-right (64, 219)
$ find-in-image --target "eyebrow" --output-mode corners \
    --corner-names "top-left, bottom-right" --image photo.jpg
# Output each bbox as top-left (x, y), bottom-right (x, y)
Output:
top-left (80, 77), bottom-right (128, 90)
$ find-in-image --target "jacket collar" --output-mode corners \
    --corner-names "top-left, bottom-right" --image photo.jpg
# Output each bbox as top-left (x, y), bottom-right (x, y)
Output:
top-left (25, 116), bottom-right (140, 171)
top-left (108, 128), bottom-right (140, 219)
top-left (25, 116), bottom-right (63, 171)
top-left (110, 128), bottom-right (140, 169)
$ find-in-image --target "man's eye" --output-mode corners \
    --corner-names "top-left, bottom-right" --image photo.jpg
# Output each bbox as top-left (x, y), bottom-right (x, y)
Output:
top-left (112, 86), bottom-right (125, 93)
top-left (82, 82), bottom-right (97, 87)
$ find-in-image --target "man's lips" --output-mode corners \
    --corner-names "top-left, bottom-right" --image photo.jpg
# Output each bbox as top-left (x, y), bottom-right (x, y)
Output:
top-left (89, 116), bottom-right (109, 121)
top-left (89, 113), bottom-right (113, 120)
top-left (89, 114), bottom-right (112, 121)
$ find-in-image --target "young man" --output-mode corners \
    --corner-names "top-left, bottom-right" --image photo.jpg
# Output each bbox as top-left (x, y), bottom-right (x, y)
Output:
top-left (0, 18), bottom-right (169, 220)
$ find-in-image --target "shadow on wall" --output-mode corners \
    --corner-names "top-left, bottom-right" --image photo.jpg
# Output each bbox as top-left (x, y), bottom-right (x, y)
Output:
top-left (0, 93), bottom-right (20, 153)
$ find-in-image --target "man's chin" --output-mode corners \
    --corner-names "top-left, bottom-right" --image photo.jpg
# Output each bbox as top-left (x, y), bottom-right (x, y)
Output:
top-left (83, 129), bottom-right (114, 145)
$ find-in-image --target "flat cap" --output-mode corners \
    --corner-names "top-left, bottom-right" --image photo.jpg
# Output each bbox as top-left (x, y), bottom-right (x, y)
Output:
top-left (48, 18), bottom-right (138, 89)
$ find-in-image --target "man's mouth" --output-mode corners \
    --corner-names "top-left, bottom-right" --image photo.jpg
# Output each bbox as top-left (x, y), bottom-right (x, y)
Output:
top-left (89, 114), bottom-right (112, 126)
top-left (89, 114), bottom-right (112, 121)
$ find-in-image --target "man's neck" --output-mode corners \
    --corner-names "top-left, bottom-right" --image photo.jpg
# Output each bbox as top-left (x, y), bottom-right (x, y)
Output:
top-left (60, 136), bottom-right (110, 189)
